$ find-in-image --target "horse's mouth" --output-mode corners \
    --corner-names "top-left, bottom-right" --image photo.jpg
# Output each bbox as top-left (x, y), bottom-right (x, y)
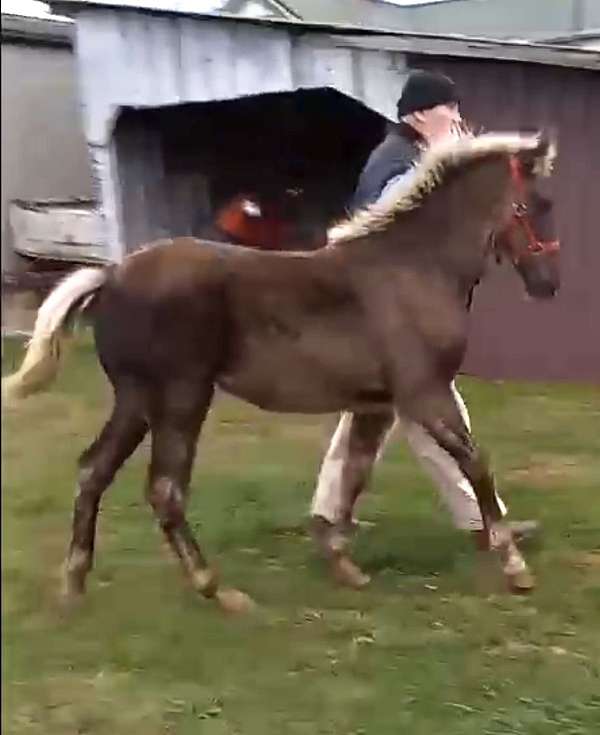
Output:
top-left (523, 284), bottom-right (558, 301)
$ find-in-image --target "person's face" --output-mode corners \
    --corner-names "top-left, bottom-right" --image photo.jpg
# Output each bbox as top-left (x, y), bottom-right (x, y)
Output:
top-left (416, 102), bottom-right (462, 143)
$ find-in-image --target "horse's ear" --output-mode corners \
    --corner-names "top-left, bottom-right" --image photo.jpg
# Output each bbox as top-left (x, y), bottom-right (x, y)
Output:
top-left (532, 128), bottom-right (558, 177)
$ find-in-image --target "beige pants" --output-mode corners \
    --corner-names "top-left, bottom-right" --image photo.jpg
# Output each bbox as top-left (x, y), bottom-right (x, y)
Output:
top-left (311, 382), bottom-right (507, 531)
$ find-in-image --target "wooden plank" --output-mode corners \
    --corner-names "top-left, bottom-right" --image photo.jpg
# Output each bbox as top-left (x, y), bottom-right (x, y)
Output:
top-left (231, 22), bottom-right (293, 97)
top-left (118, 10), bottom-right (182, 107)
top-left (115, 112), bottom-right (171, 252)
top-left (291, 36), bottom-right (351, 91)
top-left (75, 10), bottom-right (125, 145)
top-left (165, 170), bottom-right (211, 238)
top-left (179, 18), bottom-right (238, 102)
top-left (88, 143), bottom-right (125, 261)
top-left (180, 18), bottom-right (295, 102)
top-left (9, 200), bottom-right (108, 263)
top-left (355, 49), bottom-right (407, 120)
top-left (308, 44), bottom-right (355, 96)
top-left (290, 35), bottom-right (386, 107)
top-left (115, 115), bottom-right (149, 252)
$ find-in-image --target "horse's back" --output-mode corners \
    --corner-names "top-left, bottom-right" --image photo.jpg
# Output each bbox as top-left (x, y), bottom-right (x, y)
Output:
top-left (93, 238), bottom-right (233, 382)
top-left (92, 237), bottom-right (370, 407)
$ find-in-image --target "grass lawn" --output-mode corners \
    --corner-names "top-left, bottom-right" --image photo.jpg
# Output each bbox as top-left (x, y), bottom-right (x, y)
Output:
top-left (2, 335), bottom-right (600, 735)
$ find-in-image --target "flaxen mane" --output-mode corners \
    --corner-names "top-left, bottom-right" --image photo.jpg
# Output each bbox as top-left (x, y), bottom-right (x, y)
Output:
top-left (327, 132), bottom-right (556, 245)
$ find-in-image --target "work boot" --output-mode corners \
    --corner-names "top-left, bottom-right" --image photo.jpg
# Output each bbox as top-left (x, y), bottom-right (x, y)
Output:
top-left (310, 515), bottom-right (348, 556)
top-left (309, 516), bottom-right (371, 588)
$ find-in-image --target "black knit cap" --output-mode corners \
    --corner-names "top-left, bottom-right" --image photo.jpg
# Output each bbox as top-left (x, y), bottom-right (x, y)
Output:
top-left (396, 70), bottom-right (459, 119)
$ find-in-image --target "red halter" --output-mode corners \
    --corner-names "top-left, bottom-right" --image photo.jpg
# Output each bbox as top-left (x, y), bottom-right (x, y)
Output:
top-left (509, 157), bottom-right (560, 260)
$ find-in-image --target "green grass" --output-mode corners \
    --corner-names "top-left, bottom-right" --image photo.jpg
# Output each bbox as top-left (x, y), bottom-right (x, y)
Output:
top-left (2, 335), bottom-right (600, 735)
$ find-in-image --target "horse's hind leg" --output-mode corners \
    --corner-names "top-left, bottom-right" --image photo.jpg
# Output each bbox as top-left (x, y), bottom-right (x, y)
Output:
top-left (146, 380), bottom-right (254, 614)
top-left (63, 384), bottom-right (148, 599)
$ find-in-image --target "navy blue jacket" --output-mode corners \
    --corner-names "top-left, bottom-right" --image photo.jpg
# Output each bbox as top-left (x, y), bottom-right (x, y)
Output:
top-left (350, 122), bottom-right (477, 310)
top-left (351, 122), bottom-right (424, 212)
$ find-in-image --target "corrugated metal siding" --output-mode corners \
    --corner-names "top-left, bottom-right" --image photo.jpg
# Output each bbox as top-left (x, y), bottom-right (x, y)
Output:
top-left (73, 8), bottom-right (408, 146)
top-left (413, 55), bottom-right (600, 382)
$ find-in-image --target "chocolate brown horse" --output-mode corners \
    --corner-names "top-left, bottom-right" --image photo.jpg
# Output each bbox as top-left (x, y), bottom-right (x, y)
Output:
top-left (3, 133), bottom-right (560, 612)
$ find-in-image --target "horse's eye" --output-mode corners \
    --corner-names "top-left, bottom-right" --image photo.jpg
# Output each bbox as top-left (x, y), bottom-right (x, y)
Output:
top-left (513, 202), bottom-right (528, 217)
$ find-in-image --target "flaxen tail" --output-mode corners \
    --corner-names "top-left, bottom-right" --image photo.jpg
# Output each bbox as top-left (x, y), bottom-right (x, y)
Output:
top-left (2, 267), bottom-right (107, 402)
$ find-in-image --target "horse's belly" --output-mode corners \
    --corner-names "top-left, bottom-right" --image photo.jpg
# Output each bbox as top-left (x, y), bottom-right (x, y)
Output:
top-left (217, 375), bottom-right (345, 413)
top-left (217, 337), bottom-right (386, 414)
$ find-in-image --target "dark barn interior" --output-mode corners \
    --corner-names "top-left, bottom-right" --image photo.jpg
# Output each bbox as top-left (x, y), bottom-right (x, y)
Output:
top-left (113, 88), bottom-right (386, 252)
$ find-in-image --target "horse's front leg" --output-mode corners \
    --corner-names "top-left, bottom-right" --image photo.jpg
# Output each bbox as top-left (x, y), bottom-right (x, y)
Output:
top-left (398, 384), bottom-right (534, 593)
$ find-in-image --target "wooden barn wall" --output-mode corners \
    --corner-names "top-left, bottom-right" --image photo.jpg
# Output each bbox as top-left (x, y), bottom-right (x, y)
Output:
top-left (1, 28), bottom-right (94, 274)
top-left (412, 55), bottom-right (600, 383)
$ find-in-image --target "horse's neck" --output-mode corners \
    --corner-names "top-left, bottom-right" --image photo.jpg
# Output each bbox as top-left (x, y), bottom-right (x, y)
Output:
top-left (393, 160), bottom-right (509, 291)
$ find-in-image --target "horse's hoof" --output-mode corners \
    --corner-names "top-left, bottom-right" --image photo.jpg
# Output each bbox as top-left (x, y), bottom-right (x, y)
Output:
top-left (215, 588), bottom-right (256, 614)
top-left (332, 555), bottom-right (371, 589)
top-left (59, 580), bottom-right (85, 612)
top-left (60, 568), bottom-right (86, 599)
top-left (507, 569), bottom-right (536, 594)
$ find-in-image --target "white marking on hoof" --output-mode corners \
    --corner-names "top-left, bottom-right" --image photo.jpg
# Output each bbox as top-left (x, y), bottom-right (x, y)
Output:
top-left (215, 588), bottom-right (257, 614)
top-left (507, 569), bottom-right (536, 593)
top-left (60, 571), bottom-right (86, 608)
top-left (191, 569), bottom-right (219, 598)
top-left (61, 549), bottom-right (90, 600)
top-left (332, 555), bottom-right (371, 589)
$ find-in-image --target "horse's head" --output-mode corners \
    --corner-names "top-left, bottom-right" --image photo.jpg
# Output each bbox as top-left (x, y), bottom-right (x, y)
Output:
top-left (494, 134), bottom-right (560, 299)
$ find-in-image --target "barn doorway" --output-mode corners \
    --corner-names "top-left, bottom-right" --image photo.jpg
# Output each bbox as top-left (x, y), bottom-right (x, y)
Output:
top-left (112, 88), bottom-right (386, 251)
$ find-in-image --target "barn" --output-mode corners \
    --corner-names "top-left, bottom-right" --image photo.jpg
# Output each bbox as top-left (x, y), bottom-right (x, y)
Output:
top-left (50, 0), bottom-right (600, 382)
